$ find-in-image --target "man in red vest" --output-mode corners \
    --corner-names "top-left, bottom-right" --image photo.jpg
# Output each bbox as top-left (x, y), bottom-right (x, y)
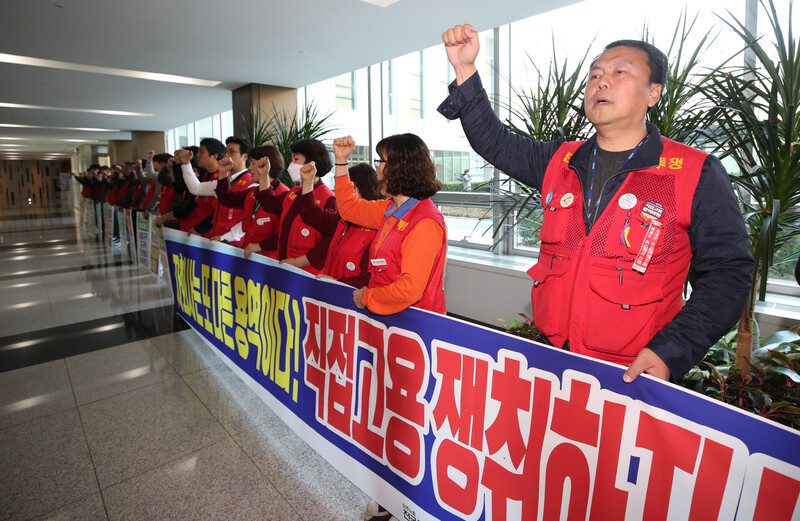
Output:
top-left (174, 137), bottom-right (225, 235)
top-left (208, 137), bottom-right (255, 241)
top-left (440, 25), bottom-right (754, 383)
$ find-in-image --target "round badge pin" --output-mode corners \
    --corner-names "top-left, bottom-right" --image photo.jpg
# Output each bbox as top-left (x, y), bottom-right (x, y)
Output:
top-left (618, 193), bottom-right (637, 210)
top-left (301, 228), bottom-right (310, 237)
top-left (346, 262), bottom-right (356, 271)
top-left (560, 193), bottom-right (574, 208)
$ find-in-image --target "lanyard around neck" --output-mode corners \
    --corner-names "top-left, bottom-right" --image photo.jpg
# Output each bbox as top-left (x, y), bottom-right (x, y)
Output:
top-left (586, 133), bottom-right (649, 219)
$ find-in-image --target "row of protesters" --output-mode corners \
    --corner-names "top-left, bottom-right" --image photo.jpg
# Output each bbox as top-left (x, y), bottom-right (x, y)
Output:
top-left (215, 145), bottom-right (288, 248)
top-left (245, 139), bottom-right (337, 274)
top-left (298, 162), bottom-right (382, 288)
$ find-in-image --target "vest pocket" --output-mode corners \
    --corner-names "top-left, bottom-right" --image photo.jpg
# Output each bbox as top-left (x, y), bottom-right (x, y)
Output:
top-left (290, 220), bottom-right (319, 256)
top-left (529, 248), bottom-right (572, 338)
top-left (539, 204), bottom-right (570, 244)
top-left (582, 263), bottom-right (664, 358)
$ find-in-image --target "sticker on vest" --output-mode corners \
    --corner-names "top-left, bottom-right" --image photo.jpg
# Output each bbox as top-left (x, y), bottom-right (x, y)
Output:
top-left (346, 261), bottom-right (356, 271)
top-left (641, 201), bottom-right (664, 220)
top-left (545, 190), bottom-right (553, 205)
top-left (618, 193), bottom-right (637, 210)
top-left (256, 217), bottom-right (271, 225)
top-left (633, 220), bottom-right (662, 274)
top-left (301, 228), bottom-right (310, 237)
top-left (371, 258), bottom-right (387, 267)
top-left (560, 193), bottom-right (574, 208)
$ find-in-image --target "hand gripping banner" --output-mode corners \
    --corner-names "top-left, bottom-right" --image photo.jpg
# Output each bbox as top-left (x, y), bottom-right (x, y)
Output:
top-left (163, 228), bottom-right (800, 521)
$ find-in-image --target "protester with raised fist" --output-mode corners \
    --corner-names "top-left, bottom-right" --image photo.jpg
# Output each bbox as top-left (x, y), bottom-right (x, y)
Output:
top-left (439, 23), bottom-right (753, 383)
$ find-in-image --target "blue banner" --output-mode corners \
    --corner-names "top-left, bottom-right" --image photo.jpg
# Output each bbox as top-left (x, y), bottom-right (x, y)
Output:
top-left (164, 228), bottom-right (800, 521)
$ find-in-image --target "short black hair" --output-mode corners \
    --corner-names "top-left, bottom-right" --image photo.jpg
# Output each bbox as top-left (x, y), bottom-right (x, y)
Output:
top-left (153, 153), bottom-right (172, 164)
top-left (597, 40), bottom-right (668, 86)
top-left (225, 136), bottom-right (251, 156)
top-left (199, 137), bottom-right (226, 161)
top-left (185, 146), bottom-right (200, 170)
top-left (290, 139), bottom-right (333, 176)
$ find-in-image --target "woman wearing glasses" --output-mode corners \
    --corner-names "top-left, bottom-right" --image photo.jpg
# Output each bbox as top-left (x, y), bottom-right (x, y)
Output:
top-left (332, 133), bottom-right (446, 315)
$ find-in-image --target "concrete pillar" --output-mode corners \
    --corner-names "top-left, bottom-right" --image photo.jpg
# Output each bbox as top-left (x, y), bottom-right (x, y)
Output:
top-left (232, 83), bottom-right (297, 145)
top-left (131, 131), bottom-right (167, 160)
top-left (108, 141), bottom-right (133, 165)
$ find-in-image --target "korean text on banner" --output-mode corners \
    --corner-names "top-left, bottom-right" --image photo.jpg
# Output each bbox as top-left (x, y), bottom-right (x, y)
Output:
top-left (163, 228), bottom-right (800, 521)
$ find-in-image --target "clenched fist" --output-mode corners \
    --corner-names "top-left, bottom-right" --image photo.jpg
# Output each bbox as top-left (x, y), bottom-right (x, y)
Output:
top-left (442, 24), bottom-right (480, 85)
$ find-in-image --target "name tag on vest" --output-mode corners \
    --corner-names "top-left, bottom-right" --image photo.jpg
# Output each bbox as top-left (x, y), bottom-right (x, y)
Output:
top-left (256, 217), bottom-right (271, 225)
top-left (633, 220), bottom-right (662, 274)
top-left (370, 258), bottom-right (387, 267)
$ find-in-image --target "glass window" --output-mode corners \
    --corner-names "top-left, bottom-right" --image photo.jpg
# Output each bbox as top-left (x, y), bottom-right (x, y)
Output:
top-left (221, 110), bottom-right (234, 140)
top-left (176, 125), bottom-right (188, 149)
top-left (212, 114), bottom-right (222, 140)
top-left (166, 128), bottom-right (175, 153)
top-left (196, 116), bottom-right (213, 141)
top-left (387, 60), bottom-right (395, 115)
top-left (409, 52), bottom-right (423, 119)
top-left (335, 72), bottom-right (356, 110)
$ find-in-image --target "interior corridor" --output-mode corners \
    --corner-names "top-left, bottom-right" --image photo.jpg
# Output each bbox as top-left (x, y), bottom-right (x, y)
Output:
top-left (0, 201), bottom-right (369, 521)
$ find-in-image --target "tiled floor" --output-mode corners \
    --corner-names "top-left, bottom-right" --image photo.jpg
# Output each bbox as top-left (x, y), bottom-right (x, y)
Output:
top-left (0, 201), bottom-right (369, 521)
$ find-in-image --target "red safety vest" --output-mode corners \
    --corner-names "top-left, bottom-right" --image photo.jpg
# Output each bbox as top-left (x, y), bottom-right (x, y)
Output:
top-left (136, 179), bottom-right (156, 211)
top-left (368, 198), bottom-right (447, 313)
top-left (181, 171), bottom-right (218, 231)
top-left (321, 220), bottom-right (377, 281)
top-left (157, 185), bottom-right (175, 215)
top-left (278, 183), bottom-right (334, 274)
top-left (105, 184), bottom-right (119, 205)
top-left (116, 178), bottom-right (132, 206)
top-left (208, 171), bottom-right (254, 237)
top-left (529, 138), bottom-right (705, 366)
top-left (231, 181), bottom-right (289, 247)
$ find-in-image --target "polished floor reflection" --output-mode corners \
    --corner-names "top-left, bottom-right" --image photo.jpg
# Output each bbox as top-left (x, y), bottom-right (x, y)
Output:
top-left (0, 203), bottom-right (369, 521)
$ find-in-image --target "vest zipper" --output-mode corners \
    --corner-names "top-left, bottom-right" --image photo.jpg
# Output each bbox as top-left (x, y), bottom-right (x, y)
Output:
top-left (588, 161), bottom-right (659, 225)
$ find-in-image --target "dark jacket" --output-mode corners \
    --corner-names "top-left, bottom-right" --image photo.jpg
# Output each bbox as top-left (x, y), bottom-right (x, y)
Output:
top-left (438, 73), bottom-right (755, 378)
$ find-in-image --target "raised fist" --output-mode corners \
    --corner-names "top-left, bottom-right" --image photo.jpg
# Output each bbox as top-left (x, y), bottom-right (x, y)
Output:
top-left (300, 161), bottom-right (317, 182)
top-left (174, 149), bottom-right (193, 165)
top-left (252, 157), bottom-right (271, 178)
top-left (146, 149), bottom-right (155, 160)
top-left (442, 24), bottom-right (480, 83)
top-left (333, 136), bottom-right (355, 162)
top-left (218, 156), bottom-right (234, 177)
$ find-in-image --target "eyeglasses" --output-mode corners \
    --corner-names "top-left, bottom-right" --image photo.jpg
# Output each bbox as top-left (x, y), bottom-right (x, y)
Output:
top-left (225, 149), bottom-right (240, 156)
top-left (373, 159), bottom-right (387, 167)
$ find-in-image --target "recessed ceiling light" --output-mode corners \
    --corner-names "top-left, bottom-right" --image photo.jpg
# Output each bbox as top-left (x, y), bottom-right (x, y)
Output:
top-left (360, 0), bottom-right (400, 6)
top-left (0, 52), bottom-right (221, 87)
top-left (0, 102), bottom-right (151, 117)
top-left (0, 123), bottom-right (120, 132)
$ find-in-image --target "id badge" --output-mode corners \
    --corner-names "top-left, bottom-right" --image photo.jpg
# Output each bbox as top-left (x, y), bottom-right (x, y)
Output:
top-left (370, 258), bottom-right (388, 267)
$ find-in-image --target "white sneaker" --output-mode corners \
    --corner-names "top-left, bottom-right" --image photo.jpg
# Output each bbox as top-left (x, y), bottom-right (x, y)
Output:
top-left (365, 500), bottom-right (392, 520)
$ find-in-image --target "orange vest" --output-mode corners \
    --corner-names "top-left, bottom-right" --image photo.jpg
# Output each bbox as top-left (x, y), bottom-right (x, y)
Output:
top-left (368, 198), bottom-right (447, 314)
top-left (529, 138), bottom-right (705, 366)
